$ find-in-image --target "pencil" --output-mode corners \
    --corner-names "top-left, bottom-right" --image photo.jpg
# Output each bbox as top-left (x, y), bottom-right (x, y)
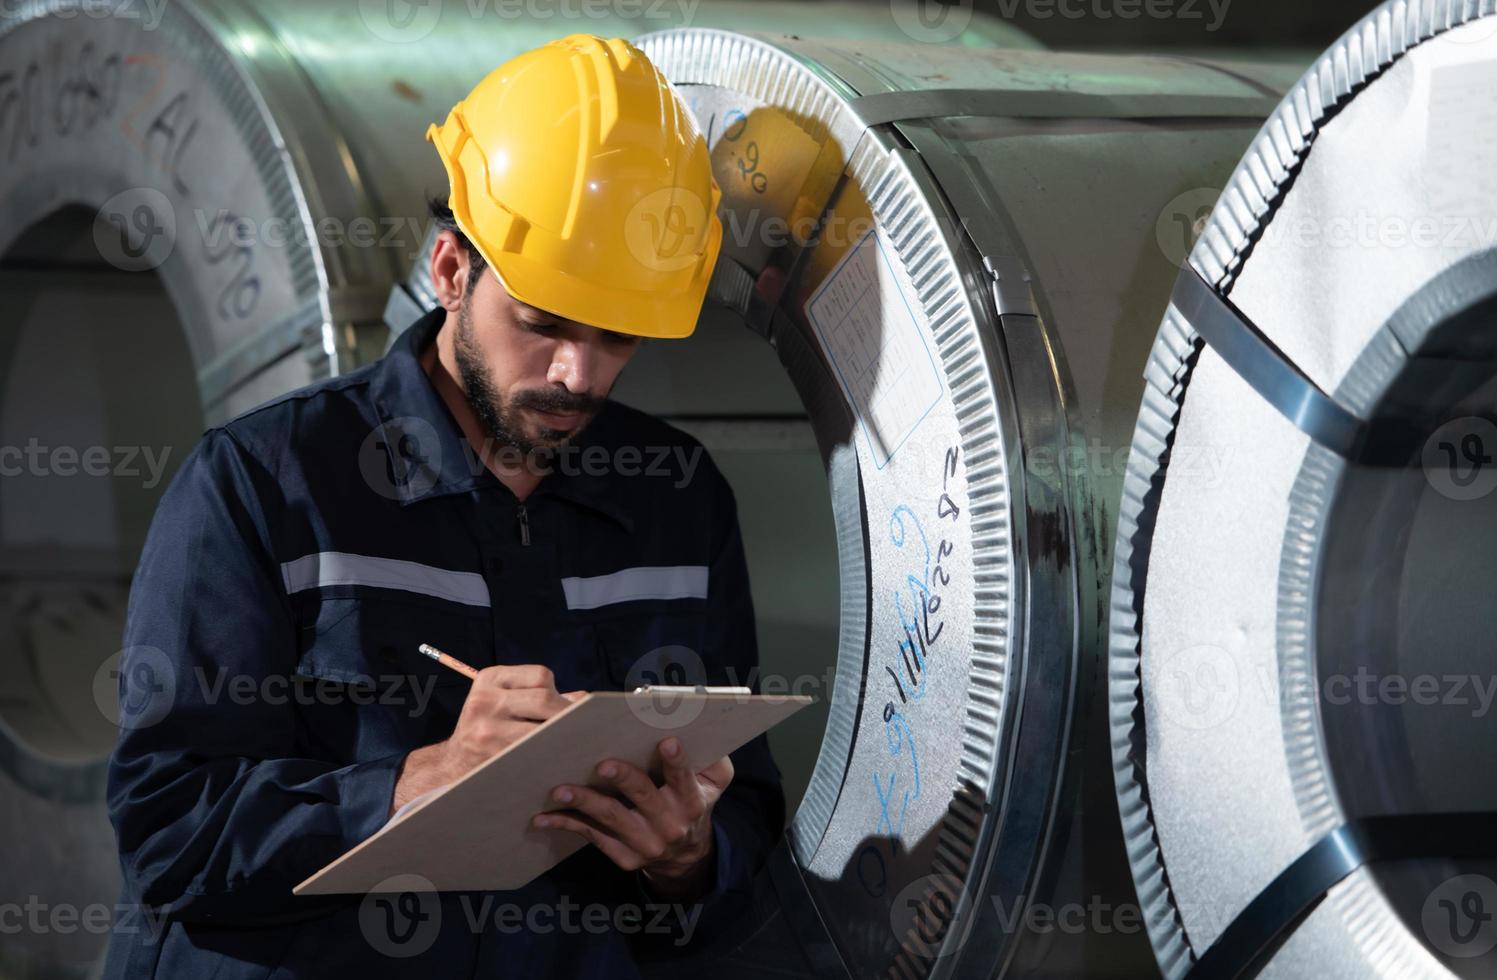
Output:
top-left (418, 643), bottom-right (480, 681)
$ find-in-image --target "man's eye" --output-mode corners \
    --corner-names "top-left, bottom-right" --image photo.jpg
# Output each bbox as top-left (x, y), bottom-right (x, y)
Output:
top-left (604, 331), bottom-right (639, 346)
top-left (522, 319), bottom-right (558, 333)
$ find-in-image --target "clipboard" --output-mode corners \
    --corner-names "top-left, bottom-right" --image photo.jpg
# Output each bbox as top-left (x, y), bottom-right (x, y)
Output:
top-left (293, 689), bottom-right (811, 894)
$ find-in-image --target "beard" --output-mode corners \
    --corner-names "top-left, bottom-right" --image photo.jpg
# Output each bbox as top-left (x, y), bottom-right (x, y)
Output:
top-left (453, 292), bottom-right (604, 460)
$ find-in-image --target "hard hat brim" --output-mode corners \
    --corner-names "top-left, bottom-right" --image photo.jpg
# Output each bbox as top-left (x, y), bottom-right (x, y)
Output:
top-left (472, 212), bottom-right (722, 341)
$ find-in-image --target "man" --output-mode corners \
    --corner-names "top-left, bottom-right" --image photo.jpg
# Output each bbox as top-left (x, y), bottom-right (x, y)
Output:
top-left (103, 34), bottom-right (783, 978)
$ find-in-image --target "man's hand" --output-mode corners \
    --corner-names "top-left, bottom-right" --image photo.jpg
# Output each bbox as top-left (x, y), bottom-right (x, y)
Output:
top-left (391, 664), bottom-right (581, 815)
top-left (532, 737), bottom-right (734, 901)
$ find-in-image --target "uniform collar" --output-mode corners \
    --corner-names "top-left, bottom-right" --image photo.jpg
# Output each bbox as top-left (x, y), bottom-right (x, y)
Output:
top-left (369, 307), bottom-right (634, 532)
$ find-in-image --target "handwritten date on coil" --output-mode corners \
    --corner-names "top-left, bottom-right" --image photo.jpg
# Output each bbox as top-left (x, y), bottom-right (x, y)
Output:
top-left (858, 446), bottom-right (962, 896)
top-left (884, 447), bottom-right (960, 705)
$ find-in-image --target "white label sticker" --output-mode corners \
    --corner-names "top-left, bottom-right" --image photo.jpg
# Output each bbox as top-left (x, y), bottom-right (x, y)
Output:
top-left (806, 228), bottom-right (943, 469)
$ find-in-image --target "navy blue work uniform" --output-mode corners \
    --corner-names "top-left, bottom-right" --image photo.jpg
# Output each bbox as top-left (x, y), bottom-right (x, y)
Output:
top-left (101, 306), bottom-right (785, 978)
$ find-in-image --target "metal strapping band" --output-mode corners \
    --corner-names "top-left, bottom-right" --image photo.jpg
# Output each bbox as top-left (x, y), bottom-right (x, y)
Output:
top-left (847, 88), bottom-right (1282, 128)
top-left (1184, 811), bottom-right (1497, 980)
top-left (1171, 268), bottom-right (1367, 458)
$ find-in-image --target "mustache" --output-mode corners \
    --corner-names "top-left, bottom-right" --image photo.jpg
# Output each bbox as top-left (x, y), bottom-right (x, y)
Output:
top-left (511, 388), bottom-right (603, 415)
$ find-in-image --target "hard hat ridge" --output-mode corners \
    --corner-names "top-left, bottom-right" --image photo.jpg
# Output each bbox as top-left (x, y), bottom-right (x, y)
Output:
top-left (426, 34), bottom-right (722, 340)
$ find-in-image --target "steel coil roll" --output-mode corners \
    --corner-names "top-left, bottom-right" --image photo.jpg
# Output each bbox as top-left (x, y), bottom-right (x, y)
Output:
top-left (1110, 2), bottom-right (1497, 978)
top-left (624, 27), bottom-right (1297, 979)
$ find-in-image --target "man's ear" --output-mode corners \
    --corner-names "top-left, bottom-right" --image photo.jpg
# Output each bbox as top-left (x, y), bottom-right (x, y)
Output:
top-left (430, 230), bottom-right (473, 313)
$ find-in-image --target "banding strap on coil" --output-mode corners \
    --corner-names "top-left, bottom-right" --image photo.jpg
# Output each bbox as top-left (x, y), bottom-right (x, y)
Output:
top-left (846, 88), bottom-right (1282, 127)
top-left (706, 256), bottom-right (773, 334)
top-left (1183, 811), bottom-right (1497, 980)
top-left (1170, 268), bottom-right (1369, 459)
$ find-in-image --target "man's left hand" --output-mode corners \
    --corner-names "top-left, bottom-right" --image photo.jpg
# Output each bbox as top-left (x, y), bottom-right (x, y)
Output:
top-left (533, 737), bottom-right (733, 899)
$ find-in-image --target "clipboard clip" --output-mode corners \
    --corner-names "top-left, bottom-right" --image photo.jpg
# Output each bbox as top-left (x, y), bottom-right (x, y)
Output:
top-left (631, 684), bottom-right (753, 695)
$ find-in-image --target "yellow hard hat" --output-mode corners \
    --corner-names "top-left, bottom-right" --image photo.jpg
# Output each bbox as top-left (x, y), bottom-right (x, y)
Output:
top-left (426, 34), bottom-right (722, 340)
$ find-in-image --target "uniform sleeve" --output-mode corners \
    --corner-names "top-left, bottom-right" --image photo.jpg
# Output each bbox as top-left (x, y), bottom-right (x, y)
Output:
top-left (106, 427), bottom-right (404, 926)
top-left (634, 450), bottom-right (787, 954)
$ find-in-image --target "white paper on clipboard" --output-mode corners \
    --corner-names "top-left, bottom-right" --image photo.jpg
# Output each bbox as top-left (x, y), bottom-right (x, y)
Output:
top-left (294, 690), bottom-right (810, 895)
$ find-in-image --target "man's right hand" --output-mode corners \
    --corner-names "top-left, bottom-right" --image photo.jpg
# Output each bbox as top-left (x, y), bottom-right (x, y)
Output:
top-left (390, 664), bottom-right (581, 815)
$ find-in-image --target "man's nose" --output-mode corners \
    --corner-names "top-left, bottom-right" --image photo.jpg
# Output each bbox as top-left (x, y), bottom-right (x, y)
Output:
top-left (545, 340), bottom-right (594, 396)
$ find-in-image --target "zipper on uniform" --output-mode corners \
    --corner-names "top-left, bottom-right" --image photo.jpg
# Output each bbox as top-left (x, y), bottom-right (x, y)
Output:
top-left (516, 502), bottom-right (531, 546)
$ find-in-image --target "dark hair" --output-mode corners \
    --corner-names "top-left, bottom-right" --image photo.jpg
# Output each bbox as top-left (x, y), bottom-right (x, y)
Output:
top-left (427, 194), bottom-right (488, 278)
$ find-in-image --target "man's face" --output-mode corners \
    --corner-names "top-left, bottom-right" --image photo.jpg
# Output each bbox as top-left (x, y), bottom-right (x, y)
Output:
top-left (454, 264), bottom-right (642, 455)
